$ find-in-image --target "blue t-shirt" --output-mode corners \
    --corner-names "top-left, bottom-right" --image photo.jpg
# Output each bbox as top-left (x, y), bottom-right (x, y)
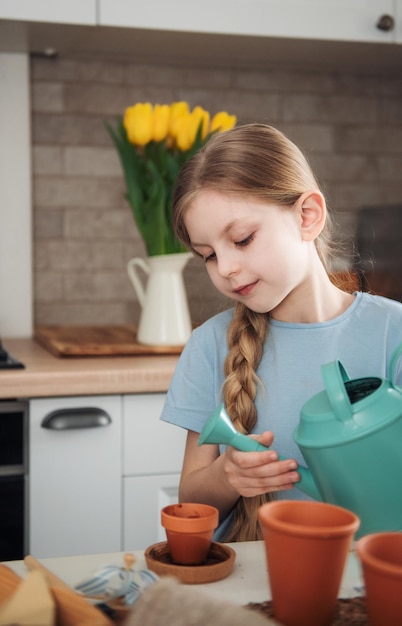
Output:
top-left (160, 292), bottom-right (402, 538)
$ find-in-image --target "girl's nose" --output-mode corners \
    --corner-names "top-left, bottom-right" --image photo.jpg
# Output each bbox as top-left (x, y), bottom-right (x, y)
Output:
top-left (216, 254), bottom-right (240, 278)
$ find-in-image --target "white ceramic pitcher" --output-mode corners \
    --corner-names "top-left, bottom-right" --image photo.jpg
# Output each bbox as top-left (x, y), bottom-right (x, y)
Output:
top-left (127, 252), bottom-right (193, 346)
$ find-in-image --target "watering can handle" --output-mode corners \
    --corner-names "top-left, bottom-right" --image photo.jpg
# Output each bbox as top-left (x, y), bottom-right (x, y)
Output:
top-left (320, 360), bottom-right (354, 422)
top-left (390, 342), bottom-right (402, 389)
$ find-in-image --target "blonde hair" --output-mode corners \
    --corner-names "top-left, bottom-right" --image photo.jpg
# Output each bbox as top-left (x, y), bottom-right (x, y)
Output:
top-left (173, 124), bottom-right (337, 541)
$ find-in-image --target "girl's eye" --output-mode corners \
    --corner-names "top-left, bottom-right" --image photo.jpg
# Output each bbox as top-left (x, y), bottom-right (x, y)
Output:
top-left (235, 233), bottom-right (254, 247)
top-left (204, 251), bottom-right (216, 263)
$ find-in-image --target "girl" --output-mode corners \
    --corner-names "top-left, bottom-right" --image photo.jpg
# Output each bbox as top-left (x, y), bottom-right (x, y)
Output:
top-left (160, 123), bottom-right (402, 542)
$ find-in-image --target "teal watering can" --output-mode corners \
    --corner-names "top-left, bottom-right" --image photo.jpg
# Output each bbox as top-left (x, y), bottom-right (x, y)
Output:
top-left (198, 343), bottom-right (402, 537)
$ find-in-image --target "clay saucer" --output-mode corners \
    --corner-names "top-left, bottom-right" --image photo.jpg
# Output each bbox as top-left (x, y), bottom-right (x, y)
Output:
top-left (144, 541), bottom-right (236, 584)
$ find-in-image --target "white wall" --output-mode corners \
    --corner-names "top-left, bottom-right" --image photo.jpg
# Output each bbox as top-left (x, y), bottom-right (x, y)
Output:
top-left (0, 52), bottom-right (33, 337)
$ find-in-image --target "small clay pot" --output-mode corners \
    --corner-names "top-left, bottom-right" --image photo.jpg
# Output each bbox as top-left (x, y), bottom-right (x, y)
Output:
top-left (356, 532), bottom-right (402, 626)
top-left (161, 503), bottom-right (219, 565)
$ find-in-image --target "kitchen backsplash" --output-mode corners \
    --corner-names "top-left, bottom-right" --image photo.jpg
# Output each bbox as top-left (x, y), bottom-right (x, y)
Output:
top-left (31, 55), bottom-right (402, 327)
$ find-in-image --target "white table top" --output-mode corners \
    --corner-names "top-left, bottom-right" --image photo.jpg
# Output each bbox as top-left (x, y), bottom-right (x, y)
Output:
top-left (4, 541), bottom-right (363, 607)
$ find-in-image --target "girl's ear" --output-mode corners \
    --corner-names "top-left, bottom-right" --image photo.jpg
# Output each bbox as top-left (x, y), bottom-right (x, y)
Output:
top-left (297, 190), bottom-right (326, 241)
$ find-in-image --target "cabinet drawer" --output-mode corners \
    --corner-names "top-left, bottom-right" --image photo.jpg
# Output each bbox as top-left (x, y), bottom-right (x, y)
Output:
top-left (123, 474), bottom-right (180, 550)
top-left (123, 394), bottom-right (186, 476)
top-left (30, 395), bottom-right (122, 558)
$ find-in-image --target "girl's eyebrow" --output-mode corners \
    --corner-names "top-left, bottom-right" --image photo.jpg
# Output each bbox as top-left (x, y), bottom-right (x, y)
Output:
top-left (190, 241), bottom-right (211, 249)
top-left (223, 219), bottom-right (239, 234)
top-left (191, 219), bottom-right (243, 247)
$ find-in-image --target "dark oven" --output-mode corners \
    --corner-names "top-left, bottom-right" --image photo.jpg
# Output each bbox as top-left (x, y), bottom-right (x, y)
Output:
top-left (0, 400), bottom-right (29, 561)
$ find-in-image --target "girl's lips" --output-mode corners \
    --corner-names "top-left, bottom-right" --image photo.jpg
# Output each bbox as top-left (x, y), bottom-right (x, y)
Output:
top-left (234, 282), bottom-right (258, 296)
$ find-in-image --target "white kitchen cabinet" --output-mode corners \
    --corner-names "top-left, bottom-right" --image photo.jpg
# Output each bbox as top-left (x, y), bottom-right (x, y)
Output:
top-left (29, 392), bottom-right (187, 557)
top-left (122, 393), bottom-right (186, 550)
top-left (29, 395), bottom-right (122, 558)
top-left (124, 474), bottom-right (182, 549)
top-left (99, 0), bottom-right (398, 44)
top-left (0, 0), bottom-right (97, 25)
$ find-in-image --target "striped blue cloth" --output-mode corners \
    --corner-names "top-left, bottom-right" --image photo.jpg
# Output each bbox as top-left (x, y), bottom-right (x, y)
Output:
top-left (75, 564), bottom-right (159, 605)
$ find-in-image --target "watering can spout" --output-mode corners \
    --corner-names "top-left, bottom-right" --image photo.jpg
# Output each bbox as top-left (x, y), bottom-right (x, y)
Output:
top-left (295, 465), bottom-right (321, 500)
top-left (198, 404), bottom-right (321, 502)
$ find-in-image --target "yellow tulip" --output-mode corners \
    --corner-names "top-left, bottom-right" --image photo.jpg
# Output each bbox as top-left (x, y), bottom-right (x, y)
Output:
top-left (168, 101), bottom-right (190, 139)
top-left (175, 106), bottom-right (212, 151)
top-left (191, 106), bottom-right (210, 140)
top-left (174, 115), bottom-right (193, 151)
top-left (152, 104), bottom-right (170, 142)
top-left (123, 103), bottom-right (153, 146)
top-left (169, 101), bottom-right (190, 128)
top-left (210, 111), bottom-right (237, 133)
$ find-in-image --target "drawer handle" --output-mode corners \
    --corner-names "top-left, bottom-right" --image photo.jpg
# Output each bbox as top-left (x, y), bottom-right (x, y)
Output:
top-left (376, 14), bottom-right (395, 31)
top-left (41, 407), bottom-right (111, 430)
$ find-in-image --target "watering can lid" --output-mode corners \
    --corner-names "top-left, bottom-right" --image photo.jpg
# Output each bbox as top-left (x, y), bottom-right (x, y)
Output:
top-left (294, 343), bottom-right (402, 447)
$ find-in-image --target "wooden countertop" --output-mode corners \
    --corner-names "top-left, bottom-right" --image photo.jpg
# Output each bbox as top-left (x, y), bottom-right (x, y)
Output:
top-left (0, 338), bottom-right (179, 399)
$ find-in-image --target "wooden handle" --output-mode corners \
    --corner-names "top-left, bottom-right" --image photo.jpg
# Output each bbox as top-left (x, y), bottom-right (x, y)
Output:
top-left (123, 552), bottom-right (136, 570)
top-left (22, 556), bottom-right (115, 626)
top-left (24, 554), bottom-right (71, 591)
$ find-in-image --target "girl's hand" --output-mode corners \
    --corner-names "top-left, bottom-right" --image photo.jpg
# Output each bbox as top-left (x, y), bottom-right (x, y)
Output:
top-left (222, 430), bottom-right (300, 497)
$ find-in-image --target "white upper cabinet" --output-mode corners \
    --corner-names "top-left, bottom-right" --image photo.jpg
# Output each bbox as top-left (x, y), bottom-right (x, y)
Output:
top-left (0, 0), bottom-right (97, 25)
top-left (98, 0), bottom-right (398, 44)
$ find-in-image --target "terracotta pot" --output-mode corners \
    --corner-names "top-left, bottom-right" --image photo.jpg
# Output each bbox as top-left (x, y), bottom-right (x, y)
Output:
top-left (161, 503), bottom-right (219, 565)
top-left (356, 532), bottom-right (402, 626)
top-left (258, 500), bottom-right (360, 626)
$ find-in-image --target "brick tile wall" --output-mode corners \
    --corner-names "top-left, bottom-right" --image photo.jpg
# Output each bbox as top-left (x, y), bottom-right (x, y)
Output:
top-left (31, 55), bottom-right (402, 326)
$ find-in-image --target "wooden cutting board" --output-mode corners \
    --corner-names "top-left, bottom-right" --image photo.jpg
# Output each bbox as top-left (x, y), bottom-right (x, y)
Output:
top-left (34, 325), bottom-right (185, 357)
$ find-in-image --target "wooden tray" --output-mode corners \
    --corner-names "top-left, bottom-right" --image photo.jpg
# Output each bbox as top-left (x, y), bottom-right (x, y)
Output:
top-left (34, 325), bottom-right (185, 357)
top-left (144, 542), bottom-right (236, 584)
